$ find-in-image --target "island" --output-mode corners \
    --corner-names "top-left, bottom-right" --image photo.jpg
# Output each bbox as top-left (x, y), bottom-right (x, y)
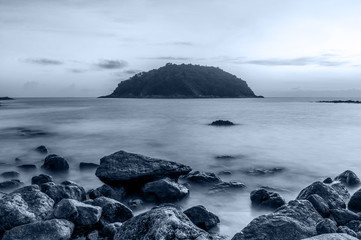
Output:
top-left (0, 97), bottom-right (14, 100)
top-left (100, 63), bottom-right (262, 98)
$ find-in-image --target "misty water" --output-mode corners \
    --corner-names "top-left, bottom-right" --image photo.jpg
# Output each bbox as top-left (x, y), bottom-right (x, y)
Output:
top-left (1, 97), bottom-right (361, 238)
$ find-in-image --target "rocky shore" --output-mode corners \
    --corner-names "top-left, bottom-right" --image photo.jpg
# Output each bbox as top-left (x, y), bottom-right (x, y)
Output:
top-left (1, 149), bottom-right (361, 240)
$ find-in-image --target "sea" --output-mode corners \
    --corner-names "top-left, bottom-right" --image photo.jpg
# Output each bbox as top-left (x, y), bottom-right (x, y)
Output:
top-left (1, 97), bottom-right (361, 238)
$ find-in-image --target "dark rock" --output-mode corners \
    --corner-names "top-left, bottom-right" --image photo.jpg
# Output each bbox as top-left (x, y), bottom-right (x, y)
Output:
top-left (100, 222), bottom-right (122, 240)
top-left (114, 205), bottom-right (214, 240)
top-left (184, 205), bottom-right (220, 231)
top-left (316, 219), bottom-right (337, 234)
top-left (92, 197), bottom-right (133, 223)
top-left (31, 174), bottom-right (53, 185)
top-left (17, 164), bottom-right (36, 170)
top-left (95, 150), bottom-right (192, 187)
top-left (337, 226), bottom-right (357, 238)
top-left (127, 199), bottom-right (144, 210)
top-left (2, 219), bottom-right (74, 240)
top-left (88, 189), bottom-right (103, 200)
top-left (185, 171), bottom-right (221, 184)
top-left (218, 170), bottom-right (232, 176)
top-left (306, 194), bottom-right (330, 218)
top-left (335, 171), bottom-right (360, 187)
top-left (250, 188), bottom-right (286, 210)
top-left (0, 97), bottom-right (14, 100)
top-left (302, 233), bottom-right (359, 240)
top-left (142, 178), bottom-right (189, 203)
top-left (40, 181), bottom-right (86, 203)
top-left (331, 209), bottom-right (360, 226)
top-left (210, 120), bottom-right (235, 126)
top-left (208, 181), bottom-right (246, 194)
top-left (0, 180), bottom-right (23, 190)
top-left (34, 145), bottom-right (48, 154)
top-left (215, 155), bottom-right (236, 160)
top-left (1, 171), bottom-right (19, 178)
top-left (42, 154), bottom-right (69, 171)
top-left (348, 189), bottom-right (361, 212)
top-left (324, 177), bottom-right (333, 184)
top-left (231, 200), bottom-right (323, 240)
top-left (79, 162), bottom-right (99, 170)
top-left (331, 182), bottom-right (351, 200)
top-left (346, 220), bottom-right (361, 233)
top-left (243, 167), bottom-right (284, 176)
top-left (92, 184), bottom-right (125, 202)
top-left (297, 181), bottom-right (346, 209)
top-left (54, 199), bottom-right (102, 226)
top-left (319, 100), bottom-right (361, 104)
top-left (87, 230), bottom-right (101, 240)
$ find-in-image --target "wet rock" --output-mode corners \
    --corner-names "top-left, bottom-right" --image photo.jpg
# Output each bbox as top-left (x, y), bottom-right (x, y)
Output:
top-left (54, 199), bottom-right (102, 226)
top-left (127, 199), bottom-right (144, 210)
top-left (348, 189), bottom-right (361, 213)
top-left (330, 209), bottom-right (360, 226)
top-left (184, 205), bottom-right (220, 231)
top-left (297, 181), bottom-right (346, 209)
top-left (17, 164), bottom-right (36, 170)
top-left (185, 171), bottom-right (221, 184)
top-left (35, 145), bottom-right (48, 154)
top-left (2, 219), bottom-right (74, 240)
top-left (316, 219), bottom-right (337, 234)
top-left (91, 184), bottom-right (125, 202)
top-left (306, 194), bottom-right (330, 218)
top-left (40, 181), bottom-right (86, 203)
top-left (346, 220), bottom-right (361, 233)
top-left (100, 222), bottom-right (122, 240)
top-left (208, 181), bottom-right (246, 194)
top-left (142, 178), bottom-right (189, 203)
top-left (0, 180), bottom-right (23, 190)
top-left (42, 154), bottom-right (69, 171)
top-left (92, 197), bottom-right (133, 223)
top-left (323, 177), bottom-right (333, 184)
top-left (79, 162), bottom-right (99, 170)
top-left (331, 182), bottom-right (351, 200)
top-left (302, 233), bottom-right (359, 240)
top-left (337, 226), bottom-right (357, 237)
top-left (114, 205), bottom-right (214, 240)
top-left (243, 167), bottom-right (284, 176)
top-left (210, 120), bottom-right (235, 126)
top-left (1, 171), bottom-right (19, 179)
top-left (231, 200), bottom-right (323, 240)
top-left (335, 170), bottom-right (360, 187)
top-left (31, 174), bottom-right (53, 185)
top-left (250, 188), bottom-right (286, 210)
top-left (95, 150), bottom-right (192, 187)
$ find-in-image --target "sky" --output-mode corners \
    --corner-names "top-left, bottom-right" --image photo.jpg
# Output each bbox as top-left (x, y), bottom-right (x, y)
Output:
top-left (1, 0), bottom-right (361, 97)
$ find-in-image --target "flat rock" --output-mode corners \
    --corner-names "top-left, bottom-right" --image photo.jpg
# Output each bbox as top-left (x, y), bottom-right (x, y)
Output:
top-left (31, 174), bottom-right (53, 185)
top-left (302, 233), bottom-right (359, 240)
top-left (79, 162), bottom-right (99, 170)
top-left (231, 200), bottom-right (323, 240)
top-left (92, 197), bottom-right (133, 223)
top-left (184, 205), bottom-right (220, 231)
top-left (1, 171), bottom-right (20, 179)
top-left (2, 219), bottom-right (74, 240)
top-left (17, 164), bottom-right (36, 170)
top-left (40, 181), bottom-right (86, 203)
top-left (142, 178), bottom-right (189, 203)
top-left (210, 120), bottom-right (235, 126)
top-left (250, 188), bottom-right (285, 210)
top-left (95, 150), bottom-right (192, 186)
top-left (0, 180), bottom-right (23, 190)
top-left (42, 154), bottom-right (69, 171)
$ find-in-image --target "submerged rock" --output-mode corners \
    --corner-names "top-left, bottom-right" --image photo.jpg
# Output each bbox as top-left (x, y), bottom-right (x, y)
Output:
top-left (210, 120), bottom-right (235, 126)
top-left (348, 189), bottom-right (361, 212)
top-left (92, 197), bottom-right (133, 224)
top-left (316, 219), bottom-right (337, 234)
top-left (2, 219), bottom-right (74, 240)
top-left (250, 188), bottom-right (285, 210)
top-left (1, 171), bottom-right (20, 179)
top-left (34, 145), bottom-right (48, 154)
top-left (142, 178), bottom-right (189, 203)
top-left (42, 154), bottom-right (69, 171)
top-left (79, 162), bottom-right (99, 170)
top-left (302, 233), bottom-right (359, 240)
top-left (95, 150), bottom-right (192, 187)
top-left (231, 200), bottom-right (323, 240)
top-left (208, 181), bottom-right (246, 194)
top-left (17, 164), bottom-right (36, 170)
top-left (185, 171), bottom-right (222, 185)
top-left (114, 205), bottom-right (214, 240)
top-left (0, 180), bottom-right (23, 190)
top-left (243, 167), bottom-right (284, 176)
top-left (40, 181), bottom-right (86, 203)
top-left (31, 174), bottom-right (53, 185)
top-left (184, 205), bottom-right (220, 231)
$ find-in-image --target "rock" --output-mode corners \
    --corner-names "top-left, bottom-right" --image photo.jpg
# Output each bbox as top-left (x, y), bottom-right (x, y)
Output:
top-left (346, 220), bottom-right (361, 233)
top-left (54, 199), bottom-right (102, 226)
top-left (40, 181), bottom-right (86, 203)
top-left (302, 233), bottom-right (359, 240)
top-left (92, 197), bottom-right (133, 223)
top-left (2, 219), bottom-right (74, 240)
top-left (0, 180), bottom-right (23, 190)
top-left (337, 226), bottom-right (357, 237)
top-left (210, 120), bottom-right (235, 126)
top-left (331, 182), bottom-right (351, 200)
top-left (250, 189), bottom-right (286, 210)
top-left (1, 171), bottom-right (20, 179)
top-left (208, 181), bottom-right (246, 194)
top-left (215, 155), bottom-right (236, 160)
top-left (218, 171), bottom-right (232, 176)
top-left (127, 199), bottom-right (144, 210)
top-left (316, 219), bottom-right (338, 234)
top-left (184, 205), bottom-right (220, 231)
top-left (335, 171), bottom-right (360, 187)
top-left (42, 154), bottom-right (69, 171)
top-left (92, 184), bottom-right (125, 202)
top-left (31, 174), bottom-right (53, 185)
top-left (17, 164), bottom-right (36, 170)
top-left (142, 178), bottom-right (189, 203)
top-left (306, 194), bottom-right (330, 218)
top-left (35, 145), bottom-right (48, 154)
top-left (243, 167), bottom-right (284, 176)
top-left (96, 151), bottom-right (192, 187)
top-left (331, 209), bottom-right (360, 226)
top-left (297, 181), bottom-right (346, 209)
top-left (12, 185), bottom-right (54, 220)
top-left (79, 162), bottom-right (99, 170)
top-left (88, 189), bottom-right (103, 200)
top-left (114, 205), bottom-right (214, 240)
top-left (100, 222), bottom-right (122, 240)
top-left (185, 171), bottom-right (221, 184)
top-left (348, 189), bottom-right (361, 212)
top-left (324, 177), bottom-right (333, 184)
top-left (231, 200), bottom-right (323, 240)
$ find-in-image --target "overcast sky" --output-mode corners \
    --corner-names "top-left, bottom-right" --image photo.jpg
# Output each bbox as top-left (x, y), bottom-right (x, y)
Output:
top-left (1, 0), bottom-right (361, 97)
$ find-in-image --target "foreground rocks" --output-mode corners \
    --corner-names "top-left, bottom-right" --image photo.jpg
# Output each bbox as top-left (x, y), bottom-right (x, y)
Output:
top-left (92, 197), bottom-right (133, 224)
top-left (40, 181), bottom-right (86, 203)
top-left (184, 205), bottom-right (220, 231)
top-left (250, 188), bottom-right (286, 210)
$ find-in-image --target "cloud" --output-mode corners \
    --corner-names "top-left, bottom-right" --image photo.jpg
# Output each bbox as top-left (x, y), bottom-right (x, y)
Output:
top-left (95, 59), bottom-right (128, 70)
top-left (23, 58), bottom-right (63, 65)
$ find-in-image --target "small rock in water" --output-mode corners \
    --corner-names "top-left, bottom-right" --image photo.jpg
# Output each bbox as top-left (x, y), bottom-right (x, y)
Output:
top-left (183, 205), bottom-right (220, 231)
top-left (323, 177), bottom-right (333, 184)
top-left (34, 145), bottom-right (48, 154)
top-left (215, 155), bottom-right (236, 160)
top-left (316, 218), bottom-right (337, 234)
top-left (79, 162), bottom-right (99, 170)
top-left (42, 154), bottom-right (69, 171)
top-left (209, 120), bottom-right (235, 126)
top-left (141, 178), bottom-right (189, 203)
top-left (335, 170), bottom-right (361, 188)
top-left (184, 171), bottom-right (222, 185)
top-left (250, 188), bottom-right (286, 210)
top-left (0, 171), bottom-right (20, 179)
top-left (243, 167), bottom-right (284, 176)
top-left (208, 181), bottom-right (246, 194)
top-left (31, 174), bottom-right (53, 185)
top-left (0, 179), bottom-right (23, 190)
top-left (17, 164), bottom-right (36, 170)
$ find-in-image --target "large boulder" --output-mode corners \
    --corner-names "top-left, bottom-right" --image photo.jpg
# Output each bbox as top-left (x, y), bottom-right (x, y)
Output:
top-left (296, 181), bottom-right (346, 209)
top-left (2, 219), bottom-right (74, 240)
top-left (348, 189), bottom-right (361, 212)
top-left (40, 181), bottom-right (86, 203)
top-left (42, 154), bottom-right (69, 171)
top-left (302, 233), bottom-right (359, 240)
top-left (231, 200), bottom-right (323, 240)
top-left (95, 150), bottom-right (192, 187)
top-left (114, 205), bottom-right (215, 240)
top-left (184, 205), bottom-right (220, 231)
top-left (250, 189), bottom-right (285, 210)
top-left (335, 170), bottom-right (360, 187)
top-left (92, 197), bottom-right (133, 224)
top-left (141, 178), bottom-right (189, 203)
